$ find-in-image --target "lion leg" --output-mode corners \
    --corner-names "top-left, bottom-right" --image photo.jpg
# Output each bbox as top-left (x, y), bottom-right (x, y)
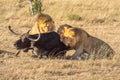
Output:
top-left (71, 48), bottom-right (84, 60)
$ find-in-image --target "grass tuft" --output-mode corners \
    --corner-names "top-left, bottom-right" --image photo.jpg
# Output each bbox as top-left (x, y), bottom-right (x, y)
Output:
top-left (67, 13), bottom-right (82, 21)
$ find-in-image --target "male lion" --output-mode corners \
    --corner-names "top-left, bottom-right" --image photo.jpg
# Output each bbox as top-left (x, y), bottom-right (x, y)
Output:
top-left (29, 13), bottom-right (55, 34)
top-left (8, 13), bottom-right (55, 35)
top-left (57, 24), bottom-right (115, 60)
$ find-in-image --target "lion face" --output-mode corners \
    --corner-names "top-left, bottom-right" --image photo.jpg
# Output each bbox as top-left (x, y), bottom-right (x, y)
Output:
top-left (57, 24), bottom-right (74, 39)
top-left (37, 19), bottom-right (55, 33)
top-left (57, 24), bottom-right (76, 48)
top-left (29, 13), bottom-right (55, 34)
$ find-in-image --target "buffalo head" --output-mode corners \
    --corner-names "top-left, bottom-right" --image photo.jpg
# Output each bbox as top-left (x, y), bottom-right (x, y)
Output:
top-left (14, 31), bottom-right (41, 52)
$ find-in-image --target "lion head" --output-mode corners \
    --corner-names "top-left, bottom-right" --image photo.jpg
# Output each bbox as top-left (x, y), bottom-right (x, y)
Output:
top-left (57, 24), bottom-right (89, 49)
top-left (29, 13), bottom-right (55, 34)
top-left (57, 24), bottom-right (78, 48)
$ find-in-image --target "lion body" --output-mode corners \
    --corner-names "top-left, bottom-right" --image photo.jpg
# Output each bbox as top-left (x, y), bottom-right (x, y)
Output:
top-left (58, 24), bottom-right (115, 60)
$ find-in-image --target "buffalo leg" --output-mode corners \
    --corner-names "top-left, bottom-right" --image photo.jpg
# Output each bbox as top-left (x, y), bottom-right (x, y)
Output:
top-left (15, 50), bottom-right (21, 56)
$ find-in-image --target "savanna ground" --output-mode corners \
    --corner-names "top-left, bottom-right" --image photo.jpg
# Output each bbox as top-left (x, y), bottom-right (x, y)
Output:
top-left (0, 0), bottom-right (120, 80)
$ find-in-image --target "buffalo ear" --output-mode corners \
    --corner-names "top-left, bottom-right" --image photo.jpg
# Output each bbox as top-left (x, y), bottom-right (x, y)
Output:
top-left (20, 33), bottom-right (29, 42)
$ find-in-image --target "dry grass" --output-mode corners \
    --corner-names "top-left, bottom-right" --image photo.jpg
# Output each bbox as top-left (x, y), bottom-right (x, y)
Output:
top-left (0, 0), bottom-right (120, 80)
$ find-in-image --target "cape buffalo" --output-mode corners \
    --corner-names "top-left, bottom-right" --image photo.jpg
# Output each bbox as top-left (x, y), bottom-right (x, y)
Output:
top-left (14, 31), bottom-right (69, 58)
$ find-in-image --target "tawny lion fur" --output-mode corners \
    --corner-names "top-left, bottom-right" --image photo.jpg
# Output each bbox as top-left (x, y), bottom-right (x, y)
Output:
top-left (57, 24), bottom-right (115, 60)
top-left (29, 13), bottom-right (55, 34)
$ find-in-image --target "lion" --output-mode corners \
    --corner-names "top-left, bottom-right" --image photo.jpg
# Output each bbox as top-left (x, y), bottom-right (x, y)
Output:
top-left (8, 13), bottom-right (55, 35)
top-left (29, 13), bottom-right (55, 34)
top-left (57, 24), bottom-right (115, 60)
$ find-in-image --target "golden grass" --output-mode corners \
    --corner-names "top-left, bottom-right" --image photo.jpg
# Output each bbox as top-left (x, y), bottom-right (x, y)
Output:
top-left (0, 0), bottom-right (120, 80)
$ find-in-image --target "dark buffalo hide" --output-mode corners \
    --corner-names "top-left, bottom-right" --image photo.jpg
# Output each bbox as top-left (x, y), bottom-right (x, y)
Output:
top-left (14, 31), bottom-right (70, 58)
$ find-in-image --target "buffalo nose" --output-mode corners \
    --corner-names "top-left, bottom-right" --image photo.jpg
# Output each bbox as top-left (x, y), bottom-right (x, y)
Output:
top-left (14, 43), bottom-right (19, 49)
top-left (14, 43), bottom-right (17, 47)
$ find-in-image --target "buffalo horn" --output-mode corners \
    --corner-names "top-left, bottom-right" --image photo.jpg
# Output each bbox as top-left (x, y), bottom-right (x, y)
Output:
top-left (26, 33), bottom-right (41, 41)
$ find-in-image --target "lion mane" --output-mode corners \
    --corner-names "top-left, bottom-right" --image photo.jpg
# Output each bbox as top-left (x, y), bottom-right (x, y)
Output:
top-left (29, 13), bottom-right (55, 34)
top-left (57, 24), bottom-right (115, 60)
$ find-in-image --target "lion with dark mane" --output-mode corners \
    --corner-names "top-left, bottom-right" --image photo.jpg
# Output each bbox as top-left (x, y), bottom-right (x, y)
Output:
top-left (57, 24), bottom-right (115, 60)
